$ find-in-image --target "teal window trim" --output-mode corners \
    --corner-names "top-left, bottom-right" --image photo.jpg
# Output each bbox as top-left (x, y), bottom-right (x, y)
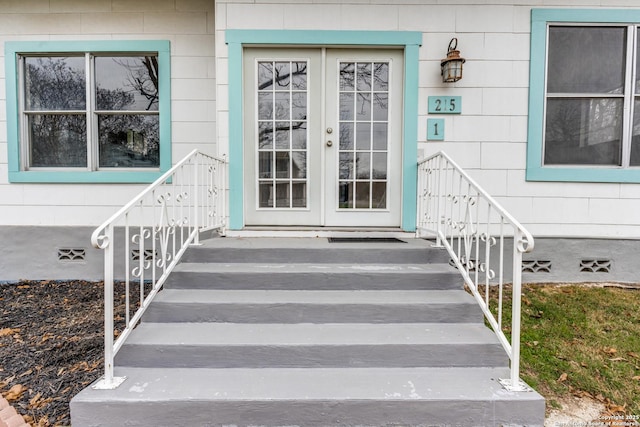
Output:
top-left (528, 9), bottom-right (640, 183)
top-left (5, 40), bottom-right (172, 184)
top-left (226, 30), bottom-right (422, 231)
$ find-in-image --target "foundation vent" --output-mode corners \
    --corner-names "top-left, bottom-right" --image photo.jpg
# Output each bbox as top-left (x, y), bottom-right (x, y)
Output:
top-left (132, 249), bottom-right (156, 262)
top-left (58, 248), bottom-right (86, 262)
top-left (522, 260), bottom-right (552, 273)
top-left (580, 259), bottom-right (612, 273)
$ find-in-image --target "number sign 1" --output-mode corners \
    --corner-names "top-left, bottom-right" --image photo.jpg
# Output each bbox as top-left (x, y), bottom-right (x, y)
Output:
top-left (428, 96), bottom-right (462, 114)
top-left (427, 119), bottom-right (445, 141)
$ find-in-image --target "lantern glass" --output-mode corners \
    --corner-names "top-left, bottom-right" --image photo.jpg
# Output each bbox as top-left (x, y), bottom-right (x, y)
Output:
top-left (442, 60), bottom-right (463, 83)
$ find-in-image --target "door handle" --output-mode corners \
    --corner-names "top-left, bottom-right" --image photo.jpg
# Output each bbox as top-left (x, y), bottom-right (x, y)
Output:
top-left (326, 140), bottom-right (333, 147)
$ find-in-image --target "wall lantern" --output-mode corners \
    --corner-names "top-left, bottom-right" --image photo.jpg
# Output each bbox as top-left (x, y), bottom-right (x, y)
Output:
top-left (441, 38), bottom-right (466, 83)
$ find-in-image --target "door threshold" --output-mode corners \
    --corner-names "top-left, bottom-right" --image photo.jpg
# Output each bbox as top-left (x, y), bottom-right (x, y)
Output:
top-left (225, 227), bottom-right (417, 239)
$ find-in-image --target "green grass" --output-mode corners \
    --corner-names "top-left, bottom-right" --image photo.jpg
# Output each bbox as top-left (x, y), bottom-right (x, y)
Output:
top-left (488, 284), bottom-right (640, 415)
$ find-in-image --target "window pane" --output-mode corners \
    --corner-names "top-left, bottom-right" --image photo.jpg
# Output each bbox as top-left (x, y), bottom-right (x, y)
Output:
top-left (544, 98), bottom-right (622, 165)
top-left (29, 114), bottom-right (87, 167)
top-left (258, 62), bottom-right (274, 90)
top-left (291, 62), bottom-right (307, 90)
top-left (339, 182), bottom-right (353, 208)
top-left (274, 62), bottom-right (290, 90)
top-left (355, 182), bottom-right (371, 209)
top-left (637, 30), bottom-right (640, 95)
top-left (98, 115), bottom-right (160, 168)
top-left (630, 98), bottom-right (640, 166)
top-left (259, 182), bottom-right (273, 208)
top-left (25, 57), bottom-right (86, 110)
top-left (96, 56), bottom-right (159, 111)
top-left (340, 63), bottom-right (355, 90)
top-left (547, 26), bottom-right (626, 94)
top-left (291, 182), bottom-right (306, 207)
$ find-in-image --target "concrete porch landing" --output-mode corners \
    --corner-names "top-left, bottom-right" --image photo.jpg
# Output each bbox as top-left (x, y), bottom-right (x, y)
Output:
top-left (71, 236), bottom-right (545, 427)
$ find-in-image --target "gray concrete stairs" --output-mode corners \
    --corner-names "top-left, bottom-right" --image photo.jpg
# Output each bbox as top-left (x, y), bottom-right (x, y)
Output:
top-left (71, 237), bottom-right (545, 426)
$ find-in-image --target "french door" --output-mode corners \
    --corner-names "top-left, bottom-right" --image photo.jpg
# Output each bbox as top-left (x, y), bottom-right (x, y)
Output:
top-left (243, 48), bottom-right (403, 227)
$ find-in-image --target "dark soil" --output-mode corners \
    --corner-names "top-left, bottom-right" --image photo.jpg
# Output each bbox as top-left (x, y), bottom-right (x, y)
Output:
top-left (0, 280), bottom-right (112, 427)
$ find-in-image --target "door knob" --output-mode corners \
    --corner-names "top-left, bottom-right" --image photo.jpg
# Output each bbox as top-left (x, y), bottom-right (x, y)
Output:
top-left (326, 127), bottom-right (333, 134)
top-left (326, 140), bottom-right (333, 147)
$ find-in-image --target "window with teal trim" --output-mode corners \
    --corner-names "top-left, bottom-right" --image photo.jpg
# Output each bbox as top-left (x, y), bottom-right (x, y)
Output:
top-left (528, 10), bottom-right (640, 183)
top-left (5, 41), bottom-right (171, 183)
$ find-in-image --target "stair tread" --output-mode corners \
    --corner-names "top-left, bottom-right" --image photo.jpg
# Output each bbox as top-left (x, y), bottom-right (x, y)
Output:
top-left (125, 322), bottom-right (501, 346)
top-left (154, 289), bottom-right (473, 304)
top-left (173, 262), bottom-right (456, 274)
top-left (74, 366), bottom-right (541, 402)
top-left (195, 237), bottom-right (436, 249)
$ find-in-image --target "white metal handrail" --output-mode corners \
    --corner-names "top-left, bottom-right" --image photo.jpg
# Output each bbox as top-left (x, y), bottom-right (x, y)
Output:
top-left (417, 151), bottom-right (534, 392)
top-left (90, 150), bottom-right (226, 389)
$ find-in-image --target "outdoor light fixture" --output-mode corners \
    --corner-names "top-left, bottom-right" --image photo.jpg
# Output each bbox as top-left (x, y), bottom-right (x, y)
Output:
top-left (441, 38), bottom-right (465, 83)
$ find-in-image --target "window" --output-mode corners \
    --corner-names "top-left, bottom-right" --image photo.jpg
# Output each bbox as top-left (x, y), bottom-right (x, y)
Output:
top-left (528, 9), bottom-right (640, 183)
top-left (6, 41), bottom-right (171, 183)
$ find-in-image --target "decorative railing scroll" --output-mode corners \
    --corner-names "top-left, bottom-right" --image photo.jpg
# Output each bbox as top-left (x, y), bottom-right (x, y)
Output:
top-left (91, 150), bottom-right (226, 389)
top-left (417, 151), bottom-right (535, 392)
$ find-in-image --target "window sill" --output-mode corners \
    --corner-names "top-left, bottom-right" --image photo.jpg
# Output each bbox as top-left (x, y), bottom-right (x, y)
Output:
top-left (8, 170), bottom-right (166, 184)
top-left (526, 165), bottom-right (640, 183)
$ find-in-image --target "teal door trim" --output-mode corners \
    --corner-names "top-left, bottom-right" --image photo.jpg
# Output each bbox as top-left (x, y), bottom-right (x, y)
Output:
top-left (226, 30), bottom-right (422, 231)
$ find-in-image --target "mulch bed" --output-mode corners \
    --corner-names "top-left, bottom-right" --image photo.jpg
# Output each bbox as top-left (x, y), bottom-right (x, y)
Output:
top-left (0, 280), bottom-right (119, 427)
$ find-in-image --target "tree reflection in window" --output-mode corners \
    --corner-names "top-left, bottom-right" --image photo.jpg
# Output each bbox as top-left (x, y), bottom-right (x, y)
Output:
top-left (23, 54), bottom-right (160, 169)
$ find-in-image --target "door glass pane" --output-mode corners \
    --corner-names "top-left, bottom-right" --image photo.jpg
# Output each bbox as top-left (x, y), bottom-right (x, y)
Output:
top-left (355, 182), bottom-right (370, 209)
top-left (339, 182), bottom-right (353, 208)
top-left (256, 61), bottom-right (308, 209)
top-left (25, 56), bottom-right (86, 110)
top-left (372, 182), bottom-right (387, 209)
top-left (276, 182), bottom-right (290, 207)
top-left (259, 182), bottom-right (273, 208)
top-left (356, 123), bottom-right (371, 151)
top-left (292, 182), bottom-right (306, 207)
top-left (338, 61), bottom-right (390, 210)
top-left (547, 26), bottom-right (626, 94)
top-left (274, 62), bottom-right (290, 90)
top-left (544, 98), bottom-right (622, 165)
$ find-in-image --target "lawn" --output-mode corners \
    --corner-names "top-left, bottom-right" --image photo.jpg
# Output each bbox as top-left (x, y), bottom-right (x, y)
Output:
top-left (503, 283), bottom-right (640, 417)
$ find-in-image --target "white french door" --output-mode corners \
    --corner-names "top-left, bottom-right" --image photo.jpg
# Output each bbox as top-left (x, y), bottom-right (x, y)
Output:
top-left (243, 48), bottom-right (403, 227)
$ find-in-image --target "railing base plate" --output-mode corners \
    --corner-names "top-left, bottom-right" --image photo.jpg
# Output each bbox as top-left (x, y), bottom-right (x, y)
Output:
top-left (92, 376), bottom-right (127, 390)
top-left (498, 378), bottom-right (534, 392)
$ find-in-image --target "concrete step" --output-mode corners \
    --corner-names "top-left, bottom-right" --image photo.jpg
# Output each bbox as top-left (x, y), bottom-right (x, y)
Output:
top-left (115, 322), bottom-right (508, 368)
top-left (143, 289), bottom-right (481, 323)
top-left (165, 262), bottom-right (461, 290)
top-left (71, 366), bottom-right (545, 427)
top-left (180, 237), bottom-right (451, 264)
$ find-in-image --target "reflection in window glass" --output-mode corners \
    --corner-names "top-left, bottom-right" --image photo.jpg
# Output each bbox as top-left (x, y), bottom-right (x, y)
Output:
top-left (257, 60), bottom-right (308, 209)
top-left (21, 52), bottom-right (162, 171)
top-left (544, 98), bottom-right (622, 165)
top-left (630, 99), bottom-right (640, 166)
top-left (338, 61), bottom-right (389, 210)
top-left (547, 27), bottom-right (626, 94)
top-left (98, 115), bottom-right (160, 168)
top-left (25, 57), bottom-right (86, 110)
top-left (96, 56), bottom-right (159, 111)
top-left (29, 114), bottom-right (87, 167)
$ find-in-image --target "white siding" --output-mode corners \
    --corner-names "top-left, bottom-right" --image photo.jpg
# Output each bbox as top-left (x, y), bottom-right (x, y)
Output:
top-left (215, 0), bottom-right (640, 238)
top-left (0, 0), bottom-right (216, 226)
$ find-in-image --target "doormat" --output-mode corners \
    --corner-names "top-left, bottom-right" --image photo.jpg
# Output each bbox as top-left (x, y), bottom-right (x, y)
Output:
top-left (328, 237), bottom-right (407, 243)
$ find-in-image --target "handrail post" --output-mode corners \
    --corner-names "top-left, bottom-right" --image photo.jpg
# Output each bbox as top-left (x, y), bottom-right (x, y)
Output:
top-left (193, 154), bottom-right (201, 245)
top-left (434, 156), bottom-right (443, 247)
top-left (92, 225), bottom-right (126, 390)
top-left (509, 229), bottom-right (524, 390)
